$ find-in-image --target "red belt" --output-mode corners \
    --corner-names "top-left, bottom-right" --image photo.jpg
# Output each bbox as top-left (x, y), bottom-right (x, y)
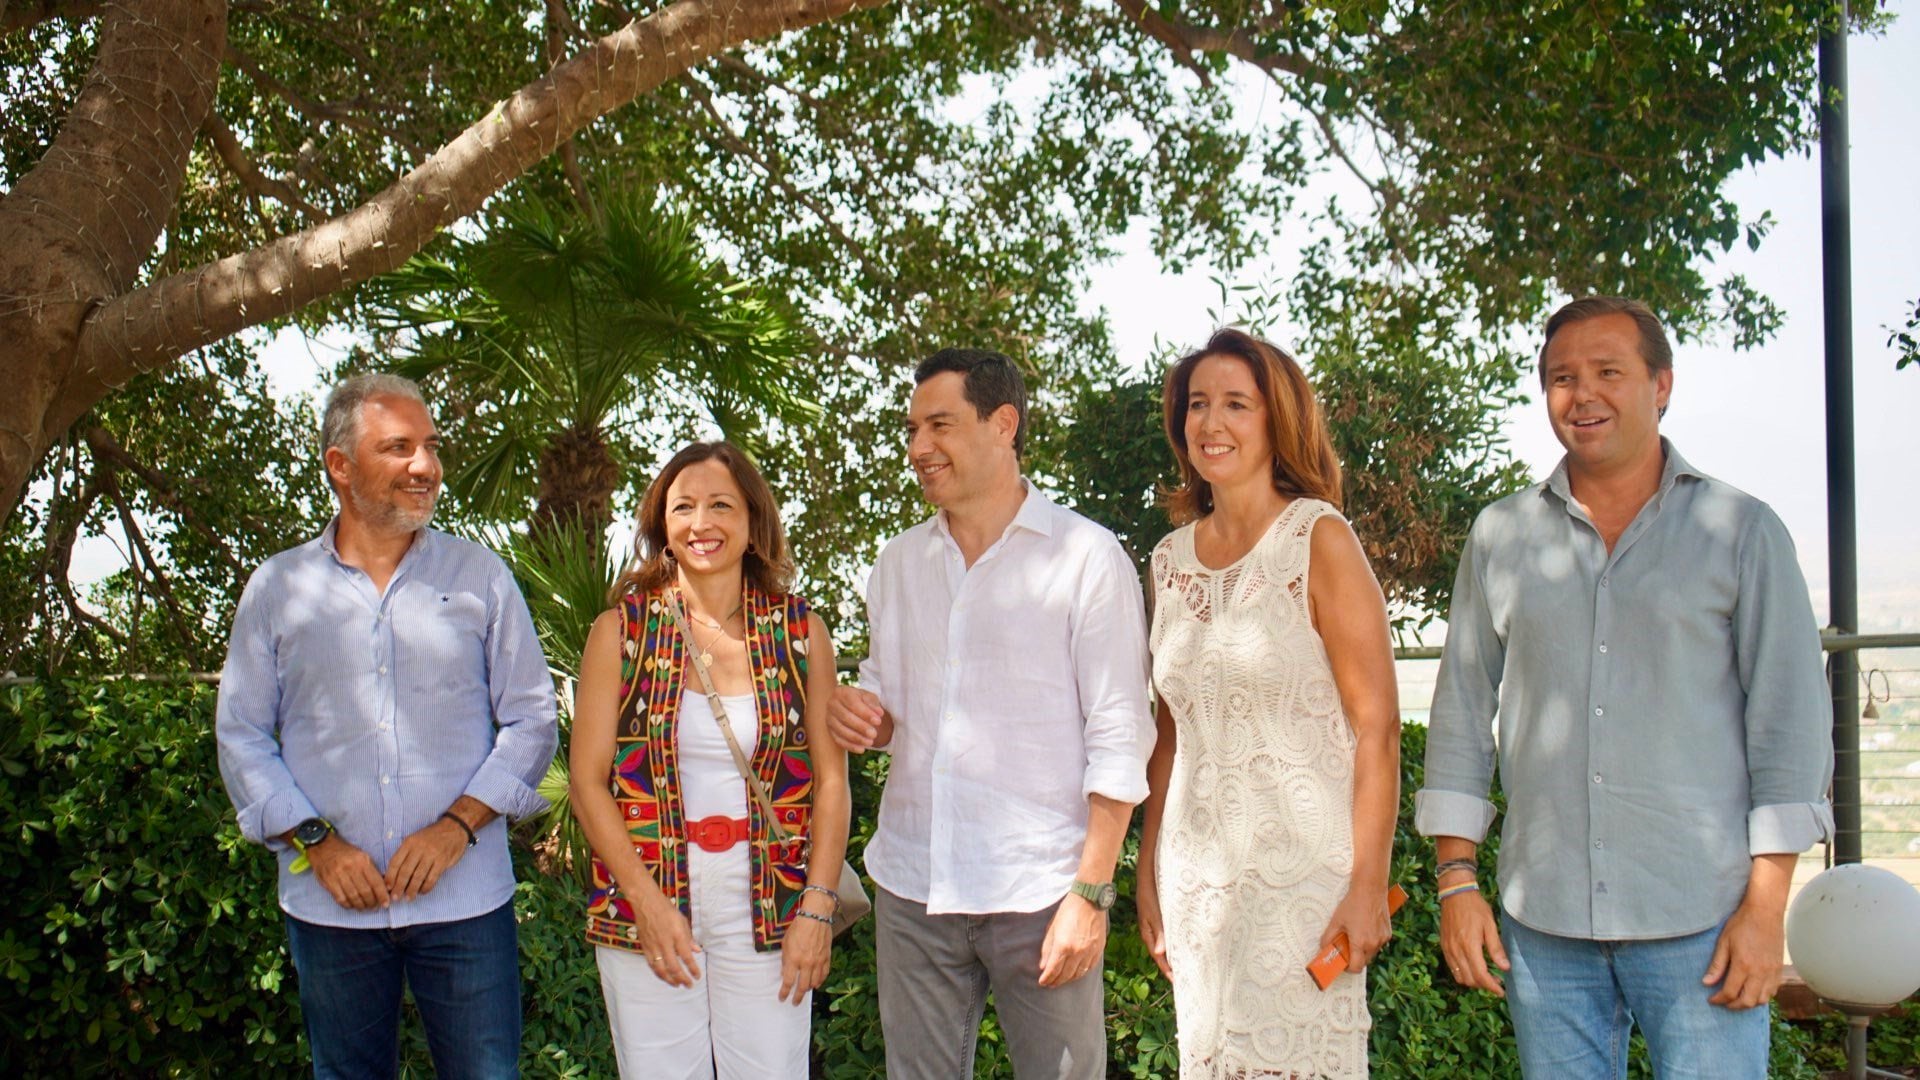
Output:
top-left (689, 815), bottom-right (750, 853)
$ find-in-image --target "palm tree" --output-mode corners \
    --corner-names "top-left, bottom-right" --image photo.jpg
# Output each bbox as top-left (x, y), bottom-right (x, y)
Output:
top-left (367, 188), bottom-right (817, 539)
top-left (363, 189), bottom-right (818, 879)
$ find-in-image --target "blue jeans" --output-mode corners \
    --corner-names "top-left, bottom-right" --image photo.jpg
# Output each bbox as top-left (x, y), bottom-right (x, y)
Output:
top-left (1502, 916), bottom-right (1768, 1079)
top-left (285, 901), bottom-right (522, 1080)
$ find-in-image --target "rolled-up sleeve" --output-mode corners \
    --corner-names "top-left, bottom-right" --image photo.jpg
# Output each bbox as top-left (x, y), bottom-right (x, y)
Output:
top-left (1072, 539), bottom-right (1154, 805)
top-left (462, 561), bottom-right (558, 821)
top-left (1415, 524), bottom-right (1502, 844)
top-left (215, 573), bottom-right (319, 847)
top-left (1733, 508), bottom-right (1835, 855)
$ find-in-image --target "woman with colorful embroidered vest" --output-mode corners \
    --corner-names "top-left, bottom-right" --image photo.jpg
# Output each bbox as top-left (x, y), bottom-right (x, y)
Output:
top-left (570, 441), bottom-right (850, 1078)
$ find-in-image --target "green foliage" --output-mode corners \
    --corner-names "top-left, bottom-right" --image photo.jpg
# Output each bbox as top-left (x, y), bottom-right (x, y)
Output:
top-left (365, 189), bottom-right (817, 528)
top-left (0, 683), bottom-right (1843, 1076)
top-left (1890, 297), bottom-right (1920, 371)
top-left (0, 680), bottom-right (305, 1075)
top-left (0, 348), bottom-right (332, 675)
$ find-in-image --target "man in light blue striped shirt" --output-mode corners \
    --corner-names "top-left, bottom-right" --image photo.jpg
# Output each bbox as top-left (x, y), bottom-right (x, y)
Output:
top-left (217, 373), bottom-right (556, 1079)
top-left (1416, 298), bottom-right (1833, 1077)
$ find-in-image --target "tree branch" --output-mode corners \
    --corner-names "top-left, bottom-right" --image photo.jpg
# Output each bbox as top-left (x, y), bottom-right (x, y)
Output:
top-left (97, 463), bottom-right (197, 652)
top-left (547, 0), bottom-right (599, 222)
top-left (2, 0), bottom-right (106, 35)
top-left (1111, 0), bottom-right (1326, 85)
top-left (82, 423), bottom-right (247, 575)
top-left (64, 0), bottom-right (894, 414)
top-left (201, 112), bottom-right (327, 224)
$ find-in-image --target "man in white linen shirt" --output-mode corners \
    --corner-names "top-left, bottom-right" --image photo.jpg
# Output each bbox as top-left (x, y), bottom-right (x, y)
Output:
top-left (827, 347), bottom-right (1155, 1079)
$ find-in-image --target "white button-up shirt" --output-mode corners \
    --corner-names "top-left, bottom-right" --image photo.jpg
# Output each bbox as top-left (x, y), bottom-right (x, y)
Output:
top-left (859, 482), bottom-right (1154, 914)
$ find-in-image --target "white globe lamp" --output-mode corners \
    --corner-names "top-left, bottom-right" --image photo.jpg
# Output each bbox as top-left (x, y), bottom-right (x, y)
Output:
top-left (1785, 864), bottom-right (1920, 1080)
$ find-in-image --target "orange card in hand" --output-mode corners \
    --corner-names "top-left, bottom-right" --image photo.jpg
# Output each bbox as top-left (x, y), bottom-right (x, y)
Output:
top-left (1306, 883), bottom-right (1409, 991)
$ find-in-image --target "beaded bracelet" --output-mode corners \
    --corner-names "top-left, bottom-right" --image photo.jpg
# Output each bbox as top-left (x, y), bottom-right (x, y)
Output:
top-left (1437, 881), bottom-right (1481, 903)
top-left (799, 884), bottom-right (841, 914)
top-left (793, 909), bottom-right (835, 927)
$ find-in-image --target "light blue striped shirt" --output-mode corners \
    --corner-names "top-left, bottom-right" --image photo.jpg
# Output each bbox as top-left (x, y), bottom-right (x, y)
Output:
top-left (216, 521), bottom-right (557, 929)
top-left (1415, 441), bottom-right (1834, 940)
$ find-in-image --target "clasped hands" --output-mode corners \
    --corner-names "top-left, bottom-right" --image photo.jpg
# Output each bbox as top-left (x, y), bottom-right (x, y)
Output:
top-left (305, 812), bottom-right (475, 911)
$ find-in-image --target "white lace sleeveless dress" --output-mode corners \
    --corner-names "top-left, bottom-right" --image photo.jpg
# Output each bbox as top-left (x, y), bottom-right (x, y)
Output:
top-left (1149, 498), bottom-right (1368, 1078)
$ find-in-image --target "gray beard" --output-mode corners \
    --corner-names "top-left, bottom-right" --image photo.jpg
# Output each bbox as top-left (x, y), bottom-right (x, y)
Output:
top-left (349, 484), bottom-right (438, 534)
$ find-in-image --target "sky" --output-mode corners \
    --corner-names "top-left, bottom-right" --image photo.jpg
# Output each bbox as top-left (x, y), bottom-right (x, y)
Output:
top-left (1079, 12), bottom-right (1920, 641)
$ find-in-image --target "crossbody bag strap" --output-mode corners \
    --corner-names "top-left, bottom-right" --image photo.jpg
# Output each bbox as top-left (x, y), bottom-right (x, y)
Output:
top-left (665, 591), bottom-right (793, 843)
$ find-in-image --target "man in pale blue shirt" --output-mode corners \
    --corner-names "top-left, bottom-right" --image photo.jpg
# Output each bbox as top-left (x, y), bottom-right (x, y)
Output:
top-left (1416, 298), bottom-right (1833, 1077)
top-left (217, 373), bottom-right (556, 1079)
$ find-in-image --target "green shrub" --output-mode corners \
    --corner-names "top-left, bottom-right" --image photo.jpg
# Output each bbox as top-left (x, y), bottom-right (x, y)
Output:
top-left (0, 680), bottom-right (304, 1076)
top-left (0, 683), bottom-right (1836, 1076)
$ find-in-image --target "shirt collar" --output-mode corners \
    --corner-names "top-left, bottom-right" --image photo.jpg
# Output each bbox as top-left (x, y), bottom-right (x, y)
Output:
top-left (318, 515), bottom-right (435, 567)
top-left (1544, 436), bottom-right (1699, 504)
top-left (930, 477), bottom-right (1055, 544)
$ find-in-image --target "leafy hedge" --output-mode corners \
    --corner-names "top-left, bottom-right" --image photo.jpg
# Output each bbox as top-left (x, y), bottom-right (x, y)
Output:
top-left (1, 681), bottom-right (1855, 1076)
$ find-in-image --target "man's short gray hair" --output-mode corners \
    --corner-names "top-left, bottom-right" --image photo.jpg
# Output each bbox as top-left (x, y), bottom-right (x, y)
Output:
top-left (321, 373), bottom-right (428, 461)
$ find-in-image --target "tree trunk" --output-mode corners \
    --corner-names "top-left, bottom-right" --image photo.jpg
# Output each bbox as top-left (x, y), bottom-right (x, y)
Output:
top-left (532, 424), bottom-right (620, 540)
top-left (0, 0), bottom-right (890, 524)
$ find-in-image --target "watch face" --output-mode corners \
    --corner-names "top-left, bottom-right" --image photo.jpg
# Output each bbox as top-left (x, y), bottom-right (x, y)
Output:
top-left (1096, 883), bottom-right (1117, 910)
top-left (294, 819), bottom-right (332, 846)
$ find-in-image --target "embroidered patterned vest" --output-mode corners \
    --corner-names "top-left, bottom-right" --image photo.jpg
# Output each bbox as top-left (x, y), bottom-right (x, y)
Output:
top-left (584, 584), bottom-right (816, 953)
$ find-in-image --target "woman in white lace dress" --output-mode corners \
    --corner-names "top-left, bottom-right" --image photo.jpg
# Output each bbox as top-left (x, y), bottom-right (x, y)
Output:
top-left (1137, 329), bottom-right (1400, 1079)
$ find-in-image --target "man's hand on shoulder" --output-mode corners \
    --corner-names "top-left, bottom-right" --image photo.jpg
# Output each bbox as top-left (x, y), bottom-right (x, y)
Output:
top-left (385, 811), bottom-right (475, 902)
top-left (305, 835), bottom-right (390, 911)
top-left (826, 685), bottom-right (893, 753)
top-left (1037, 891), bottom-right (1108, 989)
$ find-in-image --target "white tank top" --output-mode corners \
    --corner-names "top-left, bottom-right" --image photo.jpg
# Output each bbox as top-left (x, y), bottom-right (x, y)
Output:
top-left (675, 690), bottom-right (758, 820)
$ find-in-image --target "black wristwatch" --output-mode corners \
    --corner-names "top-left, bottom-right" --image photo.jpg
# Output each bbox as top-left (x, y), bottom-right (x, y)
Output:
top-left (1069, 879), bottom-right (1117, 911)
top-left (291, 817), bottom-right (334, 850)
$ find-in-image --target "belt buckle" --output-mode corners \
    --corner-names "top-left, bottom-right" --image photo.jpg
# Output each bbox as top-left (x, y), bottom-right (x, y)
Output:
top-left (692, 815), bottom-right (739, 852)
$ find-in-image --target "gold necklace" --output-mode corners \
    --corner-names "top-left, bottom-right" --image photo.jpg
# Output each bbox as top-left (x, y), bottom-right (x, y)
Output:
top-left (677, 592), bottom-right (743, 668)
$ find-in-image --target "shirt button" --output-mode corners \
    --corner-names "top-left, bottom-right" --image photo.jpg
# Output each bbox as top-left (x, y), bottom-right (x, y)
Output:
top-left (1594, 707), bottom-right (1605, 717)
top-left (1593, 774), bottom-right (1603, 784)
top-left (1598, 643), bottom-right (1609, 654)
top-left (1594, 840), bottom-right (1604, 849)
top-left (387, 830), bottom-right (395, 839)
top-left (381, 775), bottom-right (391, 785)
top-left (1600, 576), bottom-right (1610, 588)
top-left (378, 665), bottom-right (388, 675)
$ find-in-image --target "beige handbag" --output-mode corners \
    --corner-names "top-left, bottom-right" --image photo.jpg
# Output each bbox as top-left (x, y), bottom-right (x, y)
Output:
top-left (665, 593), bottom-right (871, 936)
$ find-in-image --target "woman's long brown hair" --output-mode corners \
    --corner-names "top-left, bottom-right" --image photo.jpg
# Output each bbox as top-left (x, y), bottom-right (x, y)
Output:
top-left (1162, 328), bottom-right (1342, 525)
top-left (609, 441), bottom-right (795, 604)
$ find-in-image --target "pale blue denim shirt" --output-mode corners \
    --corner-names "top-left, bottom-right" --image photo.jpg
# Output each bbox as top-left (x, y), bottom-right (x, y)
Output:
top-left (1415, 440), bottom-right (1834, 940)
top-left (216, 521), bottom-right (557, 929)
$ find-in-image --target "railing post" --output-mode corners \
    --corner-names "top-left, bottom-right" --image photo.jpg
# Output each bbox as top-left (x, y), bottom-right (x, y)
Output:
top-left (1820, 1), bottom-right (1861, 865)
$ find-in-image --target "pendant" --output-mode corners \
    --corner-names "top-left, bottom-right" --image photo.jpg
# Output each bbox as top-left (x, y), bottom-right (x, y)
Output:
top-left (699, 651), bottom-right (714, 667)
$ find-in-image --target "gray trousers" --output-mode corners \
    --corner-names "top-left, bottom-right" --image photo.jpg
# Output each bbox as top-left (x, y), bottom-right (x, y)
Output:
top-left (875, 886), bottom-right (1106, 1080)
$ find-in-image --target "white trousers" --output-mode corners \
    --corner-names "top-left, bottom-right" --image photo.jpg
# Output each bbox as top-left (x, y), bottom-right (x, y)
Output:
top-left (596, 842), bottom-right (811, 1079)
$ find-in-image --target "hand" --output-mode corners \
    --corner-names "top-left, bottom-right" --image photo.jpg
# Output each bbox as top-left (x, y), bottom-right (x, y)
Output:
top-left (1704, 897), bottom-right (1786, 1009)
top-left (826, 685), bottom-right (890, 752)
top-left (307, 836), bottom-right (390, 911)
top-left (1438, 887), bottom-right (1508, 996)
top-left (1318, 883), bottom-right (1393, 975)
top-left (1038, 893), bottom-right (1108, 988)
top-left (633, 892), bottom-right (703, 988)
top-left (1134, 870), bottom-right (1171, 979)
top-left (384, 816), bottom-right (469, 901)
top-left (779, 906), bottom-right (834, 1005)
